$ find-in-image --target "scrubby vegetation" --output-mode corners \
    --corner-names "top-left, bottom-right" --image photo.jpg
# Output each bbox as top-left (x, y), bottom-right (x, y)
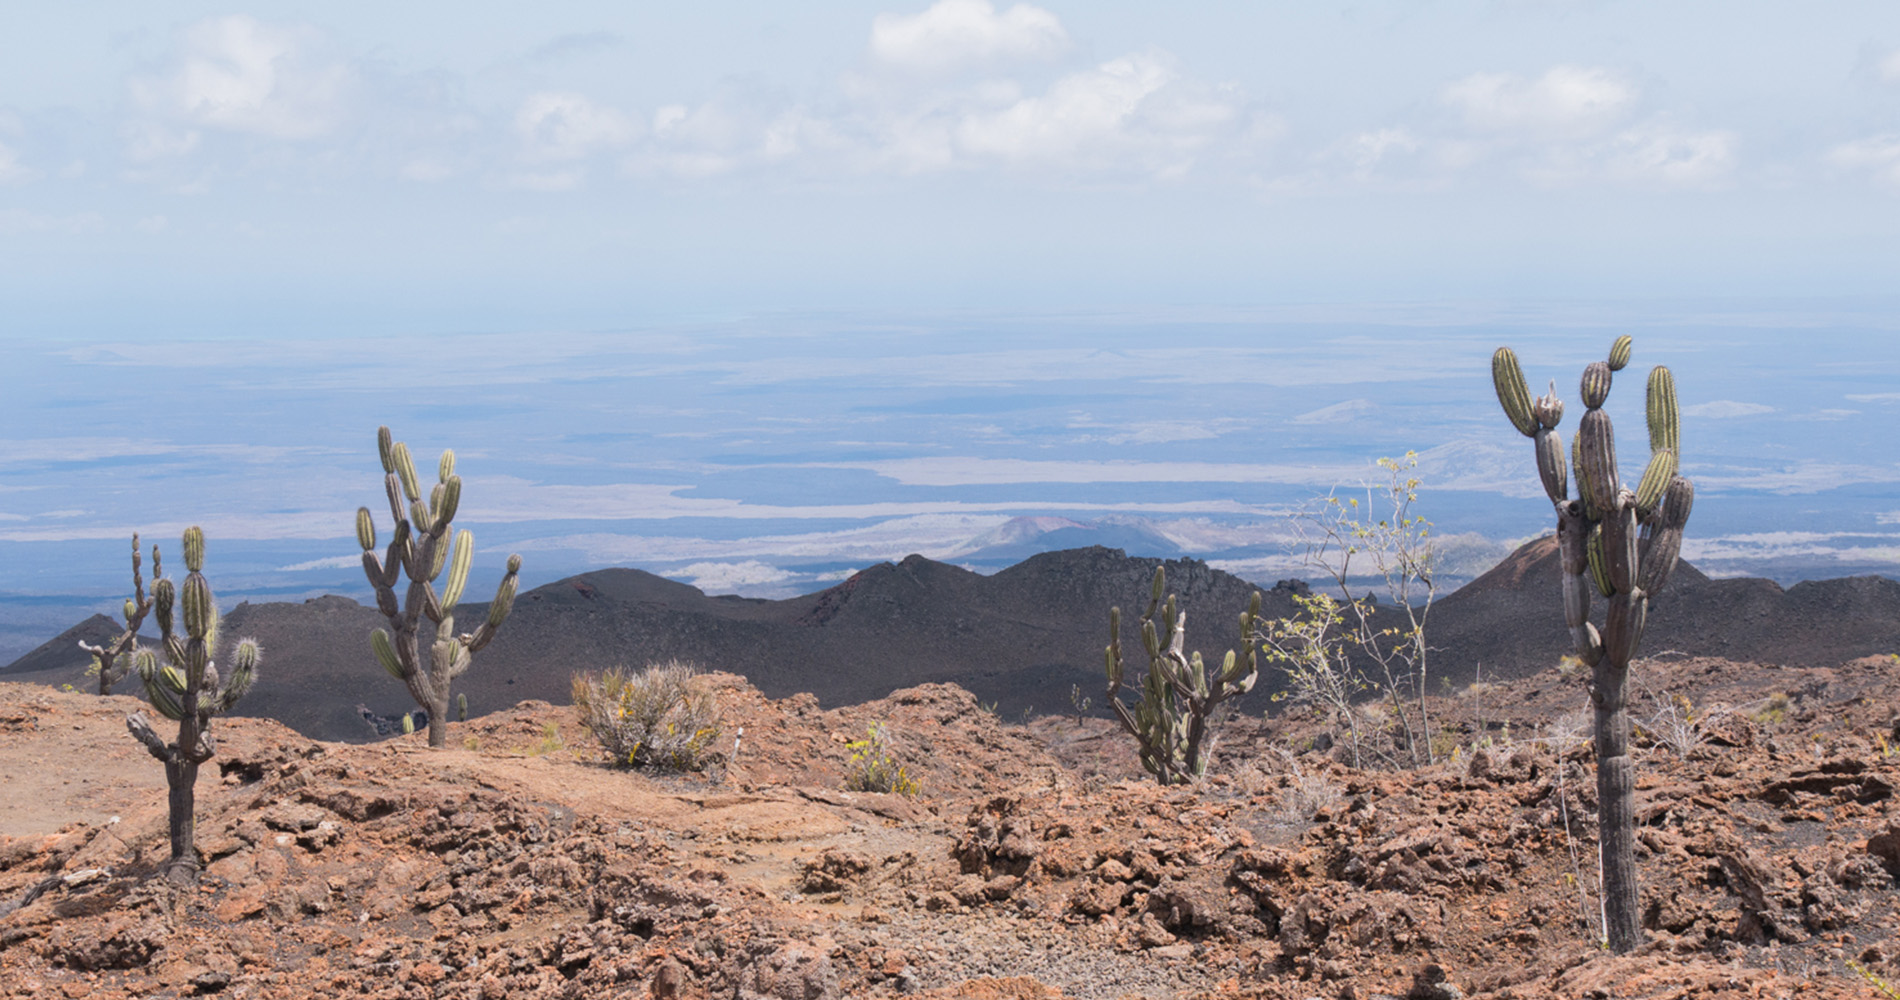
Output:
top-left (573, 660), bottom-right (722, 771)
top-left (842, 720), bottom-right (921, 796)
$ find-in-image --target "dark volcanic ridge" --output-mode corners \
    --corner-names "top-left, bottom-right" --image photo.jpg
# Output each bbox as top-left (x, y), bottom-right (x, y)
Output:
top-left (7, 541), bottom-right (1899, 744)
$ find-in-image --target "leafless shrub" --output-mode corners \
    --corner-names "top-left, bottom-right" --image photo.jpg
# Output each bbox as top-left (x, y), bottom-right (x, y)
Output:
top-left (572, 660), bottom-right (722, 771)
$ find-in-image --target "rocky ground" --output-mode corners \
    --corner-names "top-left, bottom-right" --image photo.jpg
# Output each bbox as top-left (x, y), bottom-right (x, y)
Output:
top-left (3, 654), bottom-right (1900, 998)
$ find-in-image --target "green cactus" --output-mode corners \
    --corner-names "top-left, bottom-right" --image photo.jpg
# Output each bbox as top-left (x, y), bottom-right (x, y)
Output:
top-left (1490, 338), bottom-right (1695, 955)
top-left (456, 692), bottom-right (468, 722)
top-left (77, 533), bottom-right (158, 696)
top-left (355, 426), bottom-right (521, 748)
top-left (1103, 566), bottom-right (1260, 785)
top-left (122, 527), bottom-right (261, 886)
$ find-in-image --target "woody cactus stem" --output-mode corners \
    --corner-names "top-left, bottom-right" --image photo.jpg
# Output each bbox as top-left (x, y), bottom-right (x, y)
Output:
top-left (356, 426), bottom-right (521, 748)
top-left (1491, 335), bottom-right (1695, 954)
top-left (123, 527), bottom-right (260, 886)
top-left (1104, 566), bottom-right (1260, 786)
top-left (77, 533), bottom-right (157, 695)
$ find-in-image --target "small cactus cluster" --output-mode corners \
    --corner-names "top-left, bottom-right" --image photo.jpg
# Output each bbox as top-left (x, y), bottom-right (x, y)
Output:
top-left (356, 427), bottom-right (521, 748)
top-left (1104, 566), bottom-right (1260, 786)
top-left (122, 527), bottom-right (260, 885)
top-left (77, 533), bottom-right (156, 696)
top-left (1491, 335), bottom-right (1695, 954)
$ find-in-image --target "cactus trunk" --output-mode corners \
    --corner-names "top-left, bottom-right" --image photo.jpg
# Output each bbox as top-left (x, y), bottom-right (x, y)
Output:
top-left (122, 527), bottom-right (259, 886)
top-left (1490, 338), bottom-right (1694, 955)
top-left (1591, 652), bottom-right (1641, 952)
top-left (1104, 567), bottom-right (1259, 785)
top-left (356, 427), bottom-right (521, 748)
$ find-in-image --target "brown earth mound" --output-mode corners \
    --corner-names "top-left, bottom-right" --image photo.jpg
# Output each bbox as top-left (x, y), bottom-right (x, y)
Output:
top-left (4, 654), bottom-right (1900, 998)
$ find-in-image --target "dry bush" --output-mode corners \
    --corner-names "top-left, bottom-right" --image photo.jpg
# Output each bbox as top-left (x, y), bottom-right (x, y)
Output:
top-left (843, 722), bottom-right (920, 797)
top-left (572, 661), bottom-right (721, 771)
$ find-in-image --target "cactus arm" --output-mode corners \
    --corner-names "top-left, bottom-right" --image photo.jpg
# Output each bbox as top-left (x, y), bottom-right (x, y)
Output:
top-left (1580, 361), bottom-right (1613, 409)
top-left (1492, 348), bottom-right (1539, 437)
top-left (1533, 427), bottom-right (1568, 506)
top-left (1637, 476), bottom-right (1695, 593)
top-left (1577, 409), bottom-right (1620, 513)
top-left (1647, 366), bottom-right (1679, 456)
top-left (79, 532), bottom-right (158, 695)
top-left (361, 430), bottom-right (522, 747)
top-left (1633, 449), bottom-right (1677, 516)
top-left (1608, 335), bottom-right (1632, 371)
top-left (461, 555), bottom-right (522, 654)
top-left (126, 711), bottom-right (170, 761)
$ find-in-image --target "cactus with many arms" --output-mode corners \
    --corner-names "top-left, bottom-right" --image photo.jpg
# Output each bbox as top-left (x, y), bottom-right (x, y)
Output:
top-left (1104, 566), bottom-right (1261, 785)
top-left (123, 527), bottom-right (260, 885)
top-left (1491, 335), bottom-right (1694, 954)
top-left (355, 426), bottom-right (521, 748)
top-left (77, 533), bottom-right (157, 695)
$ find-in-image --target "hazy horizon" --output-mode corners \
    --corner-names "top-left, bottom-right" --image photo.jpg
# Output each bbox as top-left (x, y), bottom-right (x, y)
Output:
top-left (5, 4), bottom-right (1899, 659)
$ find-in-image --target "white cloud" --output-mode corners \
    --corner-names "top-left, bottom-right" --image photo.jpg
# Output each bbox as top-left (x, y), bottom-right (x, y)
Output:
top-left (668, 560), bottom-right (797, 593)
top-left (0, 142), bottom-right (38, 184)
top-left (871, 0), bottom-right (1068, 74)
top-left (1290, 399), bottom-right (1376, 425)
top-left (515, 92), bottom-right (638, 163)
top-left (949, 52), bottom-right (1235, 173)
top-left (1442, 65), bottom-right (1635, 139)
top-left (0, 210), bottom-right (105, 235)
top-left (1603, 126), bottom-right (1736, 187)
top-left (1682, 400), bottom-right (1774, 418)
top-left (1882, 48), bottom-right (1900, 83)
top-left (1847, 392), bottom-right (1900, 403)
top-left (129, 15), bottom-right (352, 147)
top-left (1828, 135), bottom-right (1900, 186)
top-left (277, 554), bottom-right (362, 572)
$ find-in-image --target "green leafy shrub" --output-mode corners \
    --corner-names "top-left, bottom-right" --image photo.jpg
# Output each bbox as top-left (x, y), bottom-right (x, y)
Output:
top-left (844, 722), bottom-right (920, 797)
top-left (573, 661), bottom-right (721, 771)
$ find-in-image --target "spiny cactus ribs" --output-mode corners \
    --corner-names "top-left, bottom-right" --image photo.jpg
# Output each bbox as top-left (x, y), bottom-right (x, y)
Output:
top-left (356, 426), bottom-right (522, 748)
top-left (122, 526), bottom-right (261, 884)
top-left (1104, 565), bottom-right (1260, 786)
top-left (1491, 335), bottom-right (1695, 954)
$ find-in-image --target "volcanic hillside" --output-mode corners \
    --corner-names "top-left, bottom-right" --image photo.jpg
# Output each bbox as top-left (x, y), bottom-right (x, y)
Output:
top-left (9, 540), bottom-right (1900, 745)
top-left (1433, 536), bottom-right (1900, 681)
top-left (4, 548), bottom-right (1298, 743)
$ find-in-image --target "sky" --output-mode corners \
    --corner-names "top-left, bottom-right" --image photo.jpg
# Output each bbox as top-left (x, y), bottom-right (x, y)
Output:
top-left (2, 3), bottom-right (1899, 660)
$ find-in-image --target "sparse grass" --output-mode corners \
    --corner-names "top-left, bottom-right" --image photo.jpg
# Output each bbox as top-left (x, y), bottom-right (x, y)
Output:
top-left (844, 721), bottom-right (920, 797)
top-left (1262, 749), bottom-right (1341, 829)
top-left (1637, 692), bottom-right (1728, 760)
top-left (573, 661), bottom-right (722, 771)
top-left (1753, 691), bottom-right (1792, 726)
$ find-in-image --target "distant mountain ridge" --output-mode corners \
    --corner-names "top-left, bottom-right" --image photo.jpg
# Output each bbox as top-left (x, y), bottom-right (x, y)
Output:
top-left (5, 547), bottom-right (1299, 742)
top-left (8, 541), bottom-right (1898, 743)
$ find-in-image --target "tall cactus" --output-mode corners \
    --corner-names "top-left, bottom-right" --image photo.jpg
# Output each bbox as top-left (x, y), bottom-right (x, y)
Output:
top-left (77, 533), bottom-right (156, 695)
top-left (1104, 566), bottom-right (1261, 785)
top-left (123, 527), bottom-right (260, 886)
top-left (356, 426), bottom-right (521, 748)
top-left (1491, 336), bottom-right (1695, 953)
